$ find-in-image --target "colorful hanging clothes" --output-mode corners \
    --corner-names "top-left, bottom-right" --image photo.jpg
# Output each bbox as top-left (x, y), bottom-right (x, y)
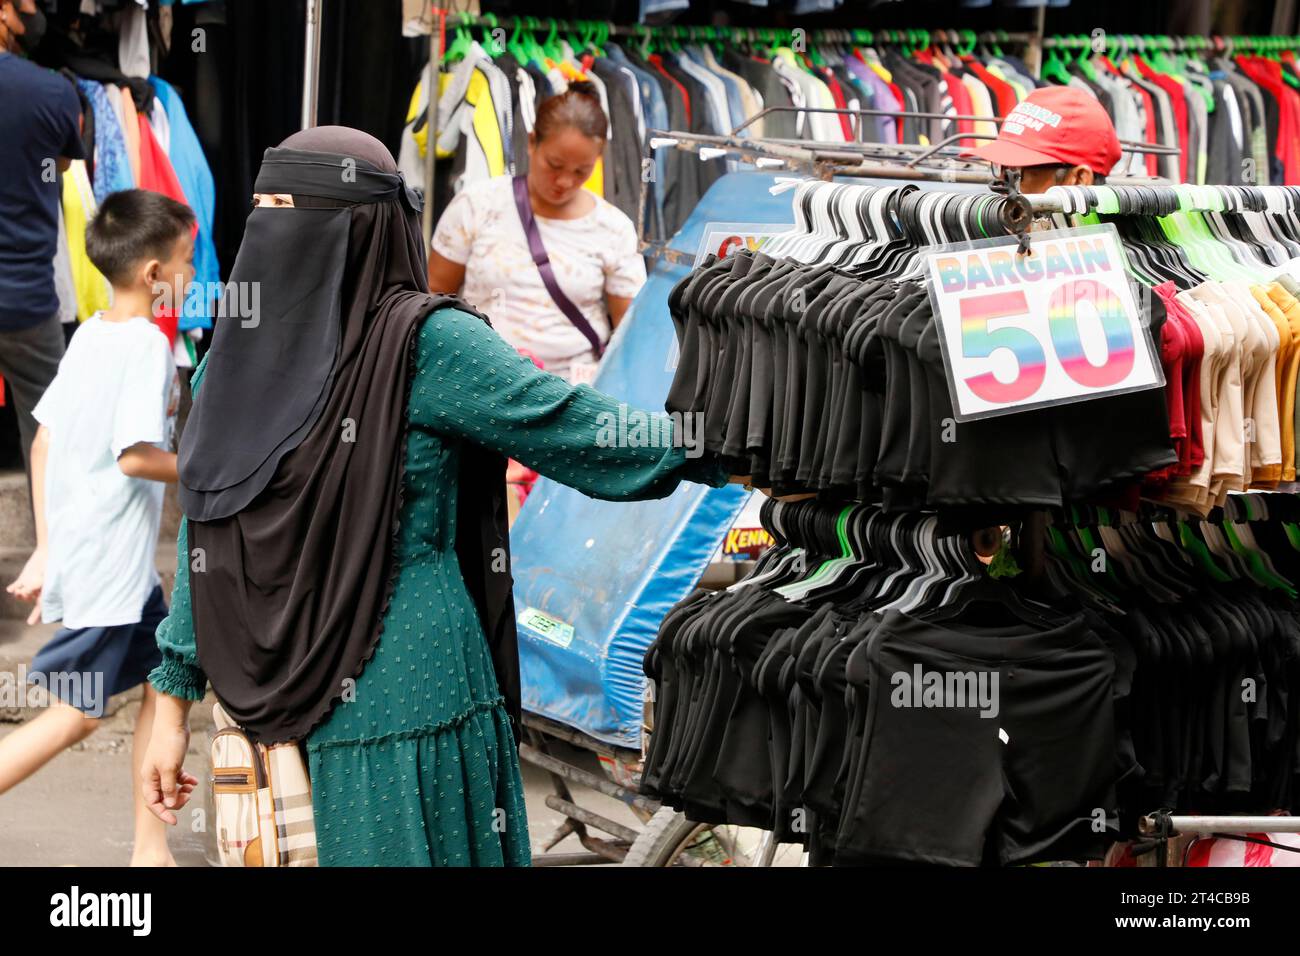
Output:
top-left (61, 160), bottom-right (111, 322)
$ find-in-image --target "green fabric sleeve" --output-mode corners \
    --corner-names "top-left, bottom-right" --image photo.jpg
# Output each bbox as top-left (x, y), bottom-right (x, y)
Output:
top-left (410, 307), bottom-right (733, 500)
top-left (148, 355), bottom-right (210, 702)
top-left (147, 515), bottom-right (207, 701)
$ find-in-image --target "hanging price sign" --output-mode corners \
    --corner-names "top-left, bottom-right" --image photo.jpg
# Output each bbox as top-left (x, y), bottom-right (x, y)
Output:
top-left (924, 223), bottom-right (1162, 421)
top-left (694, 223), bottom-right (795, 267)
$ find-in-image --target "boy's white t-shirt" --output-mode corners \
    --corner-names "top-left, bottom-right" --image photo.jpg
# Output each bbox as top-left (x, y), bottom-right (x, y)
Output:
top-left (33, 314), bottom-right (179, 629)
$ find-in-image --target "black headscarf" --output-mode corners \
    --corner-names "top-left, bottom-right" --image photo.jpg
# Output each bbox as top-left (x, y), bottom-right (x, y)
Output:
top-left (178, 126), bottom-right (518, 747)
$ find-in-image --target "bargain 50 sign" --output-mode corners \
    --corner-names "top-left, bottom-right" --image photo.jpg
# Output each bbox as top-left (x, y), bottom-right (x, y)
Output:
top-left (924, 224), bottom-right (1161, 421)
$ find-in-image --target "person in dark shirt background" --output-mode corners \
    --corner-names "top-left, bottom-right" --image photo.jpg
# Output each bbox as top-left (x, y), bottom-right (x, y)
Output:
top-left (0, 0), bottom-right (84, 487)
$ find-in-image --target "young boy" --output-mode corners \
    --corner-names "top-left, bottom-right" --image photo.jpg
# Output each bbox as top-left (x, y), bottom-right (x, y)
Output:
top-left (2, 189), bottom-right (198, 866)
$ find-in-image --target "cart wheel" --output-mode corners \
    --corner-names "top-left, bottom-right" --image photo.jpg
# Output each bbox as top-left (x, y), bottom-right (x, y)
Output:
top-left (622, 806), bottom-right (804, 867)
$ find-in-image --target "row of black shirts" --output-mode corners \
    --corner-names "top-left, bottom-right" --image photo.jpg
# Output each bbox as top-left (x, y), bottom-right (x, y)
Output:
top-left (664, 248), bottom-right (1178, 518)
top-left (641, 499), bottom-right (1300, 866)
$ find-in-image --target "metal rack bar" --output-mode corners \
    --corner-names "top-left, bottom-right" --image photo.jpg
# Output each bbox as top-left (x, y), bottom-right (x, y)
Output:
top-left (1043, 34), bottom-right (1300, 52)
top-left (645, 128), bottom-right (994, 183)
top-left (416, 14), bottom-right (1035, 48)
top-left (1141, 814), bottom-right (1300, 836)
top-left (731, 105), bottom-right (1007, 138)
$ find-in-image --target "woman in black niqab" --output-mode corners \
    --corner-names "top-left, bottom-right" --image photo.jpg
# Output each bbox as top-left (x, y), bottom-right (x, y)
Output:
top-left (142, 127), bottom-right (731, 866)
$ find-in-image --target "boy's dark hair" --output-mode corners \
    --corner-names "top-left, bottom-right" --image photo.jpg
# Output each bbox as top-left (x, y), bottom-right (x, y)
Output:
top-left (86, 189), bottom-right (194, 286)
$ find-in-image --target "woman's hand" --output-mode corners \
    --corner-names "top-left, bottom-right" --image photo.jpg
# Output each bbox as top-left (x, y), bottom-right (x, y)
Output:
top-left (729, 475), bottom-right (818, 502)
top-left (140, 715), bottom-right (199, 825)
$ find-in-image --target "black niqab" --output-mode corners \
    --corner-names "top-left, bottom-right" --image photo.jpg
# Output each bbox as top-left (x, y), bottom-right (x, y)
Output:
top-left (179, 126), bottom-right (518, 746)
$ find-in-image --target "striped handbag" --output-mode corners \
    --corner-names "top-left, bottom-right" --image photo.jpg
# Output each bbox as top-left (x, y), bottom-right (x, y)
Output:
top-left (210, 701), bottom-right (318, 867)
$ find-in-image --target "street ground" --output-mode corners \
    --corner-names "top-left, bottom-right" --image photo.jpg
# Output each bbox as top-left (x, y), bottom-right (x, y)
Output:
top-left (0, 621), bottom-right (642, 867)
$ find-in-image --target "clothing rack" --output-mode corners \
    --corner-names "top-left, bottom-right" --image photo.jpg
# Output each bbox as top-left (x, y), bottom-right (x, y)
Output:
top-left (426, 15), bottom-right (1037, 49)
top-left (652, 168), bottom-right (1300, 858)
top-left (636, 105), bottom-right (1177, 263)
top-left (1043, 34), bottom-right (1300, 54)
top-left (1022, 182), bottom-right (1300, 216)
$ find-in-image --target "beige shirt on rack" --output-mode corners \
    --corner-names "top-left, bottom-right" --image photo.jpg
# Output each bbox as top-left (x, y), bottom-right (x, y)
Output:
top-left (1225, 282), bottom-right (1283, 483)
top-left (1185, 285), bottom-right (1246, 504)
top-left (1171, 291), bottom-right (1227, 514)
top-left (1202, 282), bottom-right (1274, 487)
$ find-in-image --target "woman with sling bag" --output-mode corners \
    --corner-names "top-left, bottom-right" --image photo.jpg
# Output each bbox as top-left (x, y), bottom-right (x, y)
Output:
top-left (427, 82), bottom-right (643, 386)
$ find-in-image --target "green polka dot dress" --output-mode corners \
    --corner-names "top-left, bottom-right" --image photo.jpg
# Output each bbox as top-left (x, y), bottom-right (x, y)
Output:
top-left (151, 306), bottom-right (731, 866)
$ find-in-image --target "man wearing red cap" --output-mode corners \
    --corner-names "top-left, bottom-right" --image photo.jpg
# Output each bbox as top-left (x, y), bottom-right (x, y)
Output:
top-left (964, 86), bottom-right (1123, 194)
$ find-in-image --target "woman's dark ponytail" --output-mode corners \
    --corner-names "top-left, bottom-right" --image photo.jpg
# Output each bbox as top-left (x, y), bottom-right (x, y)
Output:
top-left (534, 81), bottom-right (608, 142)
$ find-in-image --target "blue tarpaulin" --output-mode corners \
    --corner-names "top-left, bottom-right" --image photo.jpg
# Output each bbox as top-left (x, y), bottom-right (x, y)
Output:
top-left (510, 171), bottom-right (796, 747)
top-left (510, 170), bottom-right (982, 747)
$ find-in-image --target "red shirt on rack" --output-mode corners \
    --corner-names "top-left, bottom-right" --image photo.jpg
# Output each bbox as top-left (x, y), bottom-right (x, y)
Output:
top-left (1135, 57), bottom-right (1189, 183)
top-left (1236, 56), bottom-right (1300, 184)
top-left (648, 53), bottom-right (691, 127)
top-left (816, 65), bottom-right (857, 140)
top-left (965, 59), bottom-right (1019, 118)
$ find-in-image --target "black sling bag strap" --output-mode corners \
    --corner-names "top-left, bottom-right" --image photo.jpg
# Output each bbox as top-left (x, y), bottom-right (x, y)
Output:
top-left (511, 174), bottom-right (606, 358)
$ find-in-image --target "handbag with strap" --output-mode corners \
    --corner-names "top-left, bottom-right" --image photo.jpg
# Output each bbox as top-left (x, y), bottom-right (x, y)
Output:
top-left (510, 174), bottom-right (606, 359)
top-left (210, 701), bottom-right (318, 866)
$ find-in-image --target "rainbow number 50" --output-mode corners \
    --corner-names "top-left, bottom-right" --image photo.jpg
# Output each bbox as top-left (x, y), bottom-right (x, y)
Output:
top-left (958, 279), bottom-right (1135, 406)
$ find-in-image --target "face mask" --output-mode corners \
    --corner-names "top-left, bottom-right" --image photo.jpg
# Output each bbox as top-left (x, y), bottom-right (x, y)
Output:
top-left (14, 7), bottom-right (46, 56)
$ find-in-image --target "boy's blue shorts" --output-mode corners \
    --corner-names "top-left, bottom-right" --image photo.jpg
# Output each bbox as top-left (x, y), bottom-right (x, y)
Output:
top-left (27, 586), bottom-right (167, 717)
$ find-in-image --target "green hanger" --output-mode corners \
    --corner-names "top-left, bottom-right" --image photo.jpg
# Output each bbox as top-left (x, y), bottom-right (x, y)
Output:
top-left (541, 18), bottom-right (561, 61)
top-left (635, 23), bottom-right (653, 58)
top-left (479, 13), bottom-right (499, 58)
top-left (1222, 520), bottom-right (1295, 594)
top-left (1147, 35), bottom-right (1176, 74)
top-left (558, 21), bottom-right (579, 59)
top-left (775, 507), bottom-right (856, 600)
top-left (957, 29), bottom-right (976, 58)
top-left (444, 20), bottom-right (474, 64)
top-left (576, 20), bottom-right (594, 55)
top-left (1176, 520), bottom-right (1233, 583)
top-left (806, 28), bottom-right (826, 68)
top-left (1072, 34), bottom-right (1098, 82)
top-left (516, 17), bottom-right (543, 67)
top-left (1041, 42), bottom-right (1072, 84)
top-left (507, 16), bottom-right (530, 63)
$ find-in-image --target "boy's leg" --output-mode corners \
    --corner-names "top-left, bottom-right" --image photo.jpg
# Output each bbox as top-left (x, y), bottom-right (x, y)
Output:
top-left (0, 701), bottom-right (99, 795)
top-left (130, 683), bottom-right (177, 866)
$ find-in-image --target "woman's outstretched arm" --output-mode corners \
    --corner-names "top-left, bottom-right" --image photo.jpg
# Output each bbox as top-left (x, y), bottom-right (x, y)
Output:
top-left (409, 307), bottom-right (732, 501)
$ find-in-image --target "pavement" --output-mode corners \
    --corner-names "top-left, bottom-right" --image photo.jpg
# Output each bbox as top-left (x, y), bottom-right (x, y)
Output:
top-left (0, 466), bottom-right (644, 867)
top-left (0, 618), bottom-right (642, 866)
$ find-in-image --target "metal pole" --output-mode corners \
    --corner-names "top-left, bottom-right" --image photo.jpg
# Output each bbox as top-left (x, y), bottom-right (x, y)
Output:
top-left (1027, 4), bottom-right (1045, 79)
top-left (421, 7), bottom-right (442, 249)
top-left (1142, 815), bottom-right (1300, 836)
top-left (301, 0), bottom-right (323, 130)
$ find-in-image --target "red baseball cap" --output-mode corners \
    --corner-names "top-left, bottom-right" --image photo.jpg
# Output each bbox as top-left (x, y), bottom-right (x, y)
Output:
top-left (962, 86), bottom-right (1122, 176)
